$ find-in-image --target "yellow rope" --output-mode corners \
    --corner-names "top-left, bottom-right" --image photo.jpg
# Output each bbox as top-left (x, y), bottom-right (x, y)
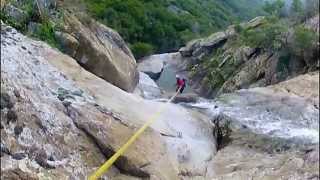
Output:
top-left (89, 88), bottom-right (182, 180)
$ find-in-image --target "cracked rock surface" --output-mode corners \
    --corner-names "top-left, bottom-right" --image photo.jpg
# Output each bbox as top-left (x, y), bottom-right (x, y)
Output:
top-left (1, 23), bottom-right (217, 179)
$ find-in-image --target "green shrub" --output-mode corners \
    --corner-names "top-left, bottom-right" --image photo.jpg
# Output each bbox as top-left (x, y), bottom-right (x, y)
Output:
top-left (234, 23), bottom-right (243, 33)
top-left (83, 0), bottom-right (265, 53)
top-left (277, 52), bottom-right (290, 74)
top-left (239, 17), bottom-right (287, 51)
top-left (33, 21), bottom-right (58, 48)
top-left (130, 42), bottom-right (154, 60)
top-left (0, 12), bottom-right (26, 31)
top-left (0, 0), bottom-right (37, 31)
top-left (293, 25), bottom-right (318, 55)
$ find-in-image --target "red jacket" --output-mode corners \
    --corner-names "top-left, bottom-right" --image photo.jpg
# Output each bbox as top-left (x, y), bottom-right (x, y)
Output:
top-left (177, 79), bottom-right (184, 87)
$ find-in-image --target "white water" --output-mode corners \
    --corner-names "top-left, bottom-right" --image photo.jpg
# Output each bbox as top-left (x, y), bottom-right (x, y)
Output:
top-left (141, 53), bottom-right (319, 145)
top-left (188, 99), bottom-right (319, 144)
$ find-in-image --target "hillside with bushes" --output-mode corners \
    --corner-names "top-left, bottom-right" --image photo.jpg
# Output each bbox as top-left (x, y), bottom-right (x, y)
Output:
top-left (83, 0), bottom-right (265, 59)
top-left (177, 0), bottom-right (319, 97)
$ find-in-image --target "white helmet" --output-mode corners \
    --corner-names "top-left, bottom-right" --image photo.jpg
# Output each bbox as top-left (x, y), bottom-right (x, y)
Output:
top-left (176, 74), bottom-right (180, 78)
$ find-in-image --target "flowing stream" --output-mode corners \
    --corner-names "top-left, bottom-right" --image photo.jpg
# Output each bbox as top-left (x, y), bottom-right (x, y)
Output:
top-left (146, 53), bottom-right (319, 146)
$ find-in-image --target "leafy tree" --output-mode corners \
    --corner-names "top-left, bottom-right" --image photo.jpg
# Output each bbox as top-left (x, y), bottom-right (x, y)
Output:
top-left (130, 42), bottom-right (154, 60)
top-left (83, 0), bottom-right (266, 57)
top-left (290, 0), bottom-right (305, 21)
top-left (292, 25), bottom-right (318, 58)
top-left (263, 0), bottom-right (285, 17)
top-left (291, 0), bottom-right (303, 14)
top-left (240, 17), bottom-right (287, 51)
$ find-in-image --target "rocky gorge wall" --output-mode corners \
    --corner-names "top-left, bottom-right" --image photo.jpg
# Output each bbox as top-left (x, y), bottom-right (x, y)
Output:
top-left (177, 15), bottom-right (320, 98)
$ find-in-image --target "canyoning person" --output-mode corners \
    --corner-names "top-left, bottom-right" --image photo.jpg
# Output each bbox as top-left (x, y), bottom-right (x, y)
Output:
top-left (176, 76), bottom-right (185, 93)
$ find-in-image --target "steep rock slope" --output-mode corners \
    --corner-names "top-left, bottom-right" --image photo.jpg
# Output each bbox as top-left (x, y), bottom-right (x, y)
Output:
top-left (1, 1), bottom-right (139, 92)
top-left (1, 23), bottom-right (178, 179)
top-left (209, 72), bottom-right (319, 179)
top-left (1, 23), bottom-right (218, 179)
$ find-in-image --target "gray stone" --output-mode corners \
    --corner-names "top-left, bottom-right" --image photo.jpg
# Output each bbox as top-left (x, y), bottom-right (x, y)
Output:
top-left (12, 152), bottom-right (27, 160)
top-left (134, 72), bottom-right (161, 99)
top-left (27, 22), bottom-right (41, 34)
top-left (64, 12), bottom-right (139, 92)
top-left (172, 93), bottom-right (198, 103)
top-left (54, 31), bottom-right (79, 57)
top-left (200, 32), bottom-right (228, 47)
top-left (4, 5), bottom-right (28, 25)
top-left (245, 16), bottom-right (265, 29)
top-left (138, 56), bottom-right (165, 80)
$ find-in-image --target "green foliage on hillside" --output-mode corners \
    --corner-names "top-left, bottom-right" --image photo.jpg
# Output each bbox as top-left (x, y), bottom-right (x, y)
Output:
top-left (83, 0), bottom-right (265, 58)
top-left (263, 0), bottom-right (285, 17)
top-left (292, 25), bottom-right (318, 56)
top-left (33, 21), bottom-right (58, 47)
top-left (1, 0), bottom-right (60, 48)
top-left (130, 42), bottom-right (154, 61)
top-left (239, 17), bottom-right (287, 51)
top-left (0, 0), bottom-right (35, 31)
top-left (291, 0), bottom-right (303, 15)
top-left (238, 0), bottom-right (319, 52)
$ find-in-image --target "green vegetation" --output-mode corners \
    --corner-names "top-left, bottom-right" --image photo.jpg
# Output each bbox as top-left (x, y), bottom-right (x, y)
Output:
top-left (189, 0), bottom-right (319, 93)
top-left (236, 0), bottom-right (319, 52)
top-left (276, 52), bottom-right (291, 79)
top-left (239, 17), bottom-right (287, 51)
top-left (263, 0), bottom-right (285, 17)
top-left (291, 25), bottom-right (319, 61)
top-left (33, 21), bottom-right (58, 47)
top-left (293, 26), bottom-right (318, 54)
top-left (83, 0), bottom-right (265, 58)
top-left (130, 42), bottom-right (154, 61)
top-left (0, 0), bottom-right (35, 31)
top-left (291, 0), bottom-right (303, 15)
top-left (0, 0), bottom-right (61, 48)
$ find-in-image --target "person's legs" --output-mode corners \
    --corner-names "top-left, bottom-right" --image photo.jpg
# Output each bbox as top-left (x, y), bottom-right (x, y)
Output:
top-left (180, 86), bottom-right (184, 93)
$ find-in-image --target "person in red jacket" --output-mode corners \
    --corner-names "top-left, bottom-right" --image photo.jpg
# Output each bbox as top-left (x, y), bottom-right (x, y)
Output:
top-left (175, 75), bottom-right (186, 93)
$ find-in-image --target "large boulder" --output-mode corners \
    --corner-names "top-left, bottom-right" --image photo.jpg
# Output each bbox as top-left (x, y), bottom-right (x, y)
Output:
top-left (3, 4), bottom-right (28, 25)
top-left (137, 55), bottom-right (165, 80)
top-left (134, 72), bottom-right (162, 99)
top-left (170, 93), bottom-right (198, 104)
top-left (179, 32), bottom-right (227, 59)
top-left (200, 31), bottom-right (228, 47)
top-left (267, 72), bottom-right (319, 108)
top-left (61, 12), bottom-right (139, 92)
top-left (54, 31), bottom-right (79, 57)
top-left (244, 16), bottom-right (266, 29)
top-left (179, 39), bottom-right (201, 57)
